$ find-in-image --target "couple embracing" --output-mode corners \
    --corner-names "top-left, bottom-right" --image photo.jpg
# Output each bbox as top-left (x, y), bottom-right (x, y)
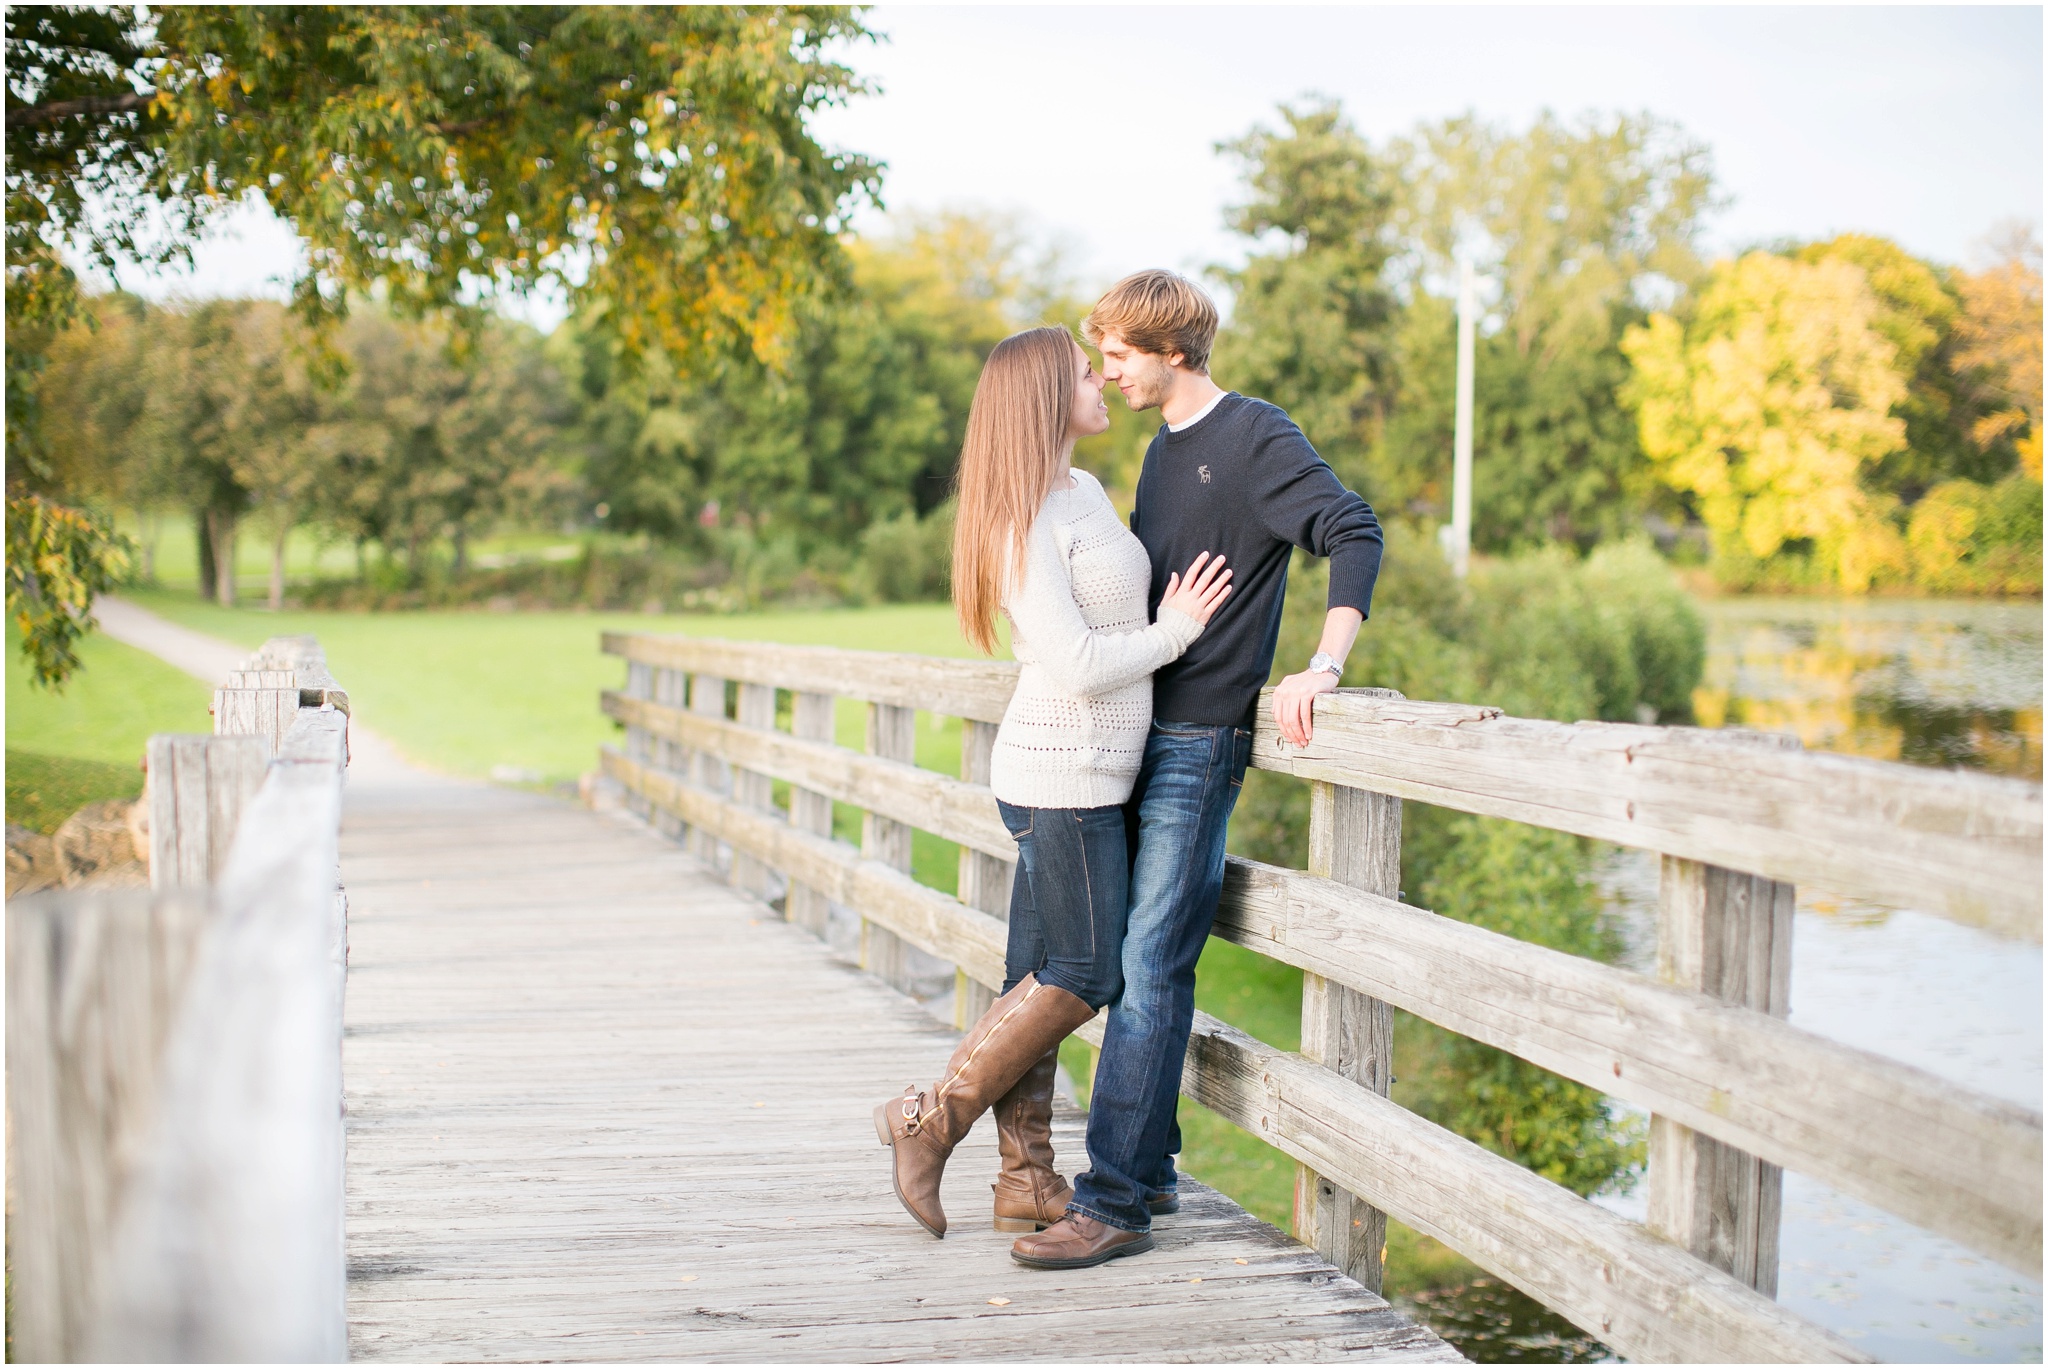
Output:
top-left (874, 270), bottom-right (1384, 1269)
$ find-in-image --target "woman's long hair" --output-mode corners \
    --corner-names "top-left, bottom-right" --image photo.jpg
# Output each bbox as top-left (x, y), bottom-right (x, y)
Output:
top-left (952, 326), bottom-right (1077, 655)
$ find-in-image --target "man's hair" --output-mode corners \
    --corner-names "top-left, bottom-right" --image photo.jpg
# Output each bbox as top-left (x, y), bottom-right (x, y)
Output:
top-left (1083, 269), bottom-right (1219, 373)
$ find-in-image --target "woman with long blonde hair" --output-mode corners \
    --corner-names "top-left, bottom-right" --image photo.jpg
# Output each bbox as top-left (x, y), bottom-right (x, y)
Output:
top-left (873, 325), bottom-right (1230, 1247)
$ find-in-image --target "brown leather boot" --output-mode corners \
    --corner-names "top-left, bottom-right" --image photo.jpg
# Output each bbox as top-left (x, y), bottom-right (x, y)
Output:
top-left (1010, 1211), bottom-right (1155, 1269)
top-left (873, 975), bottom-right (1096, 1238)
top-left (991, 1049), bottom-right (1071, 1232)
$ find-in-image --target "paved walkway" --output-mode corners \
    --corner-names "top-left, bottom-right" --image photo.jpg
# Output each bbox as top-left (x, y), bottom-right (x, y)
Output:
top-left (99, 600), bottom-right (1458, 1362)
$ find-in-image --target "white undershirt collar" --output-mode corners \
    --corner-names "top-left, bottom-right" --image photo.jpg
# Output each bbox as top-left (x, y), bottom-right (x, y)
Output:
top-left (1167, 390), bottom-right (1228, 433)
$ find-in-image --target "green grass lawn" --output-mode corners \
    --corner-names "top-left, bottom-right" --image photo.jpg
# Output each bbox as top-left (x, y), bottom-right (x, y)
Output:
top-left (89, 587), bottom-right (1469, 1292)
top-left (6, 625), bottom-right (215, 832)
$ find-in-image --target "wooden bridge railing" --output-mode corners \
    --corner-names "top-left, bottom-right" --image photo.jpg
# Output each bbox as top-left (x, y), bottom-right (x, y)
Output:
top-left (7, 636), bottom-right (351, 1363)
top-left (598, 632), bottom-right (2042, 1365)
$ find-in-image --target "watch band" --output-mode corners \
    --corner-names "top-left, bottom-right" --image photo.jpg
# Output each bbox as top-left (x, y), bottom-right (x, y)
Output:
top-left (1308, 652), bottom-right (1342, 678)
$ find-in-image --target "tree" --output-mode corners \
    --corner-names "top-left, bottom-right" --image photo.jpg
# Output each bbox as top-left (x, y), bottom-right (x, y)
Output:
top-left (1375, 111), bottom-right (1718, 549)
top-left (569, 210), bottom-right (1070, 555)
top-left (1212, 100), bottom-right (1398, 499)
top-left (1622, 251), bottom-right (1908, 589)
top-left (1952, 227), bottom-right (2043, 481)
top-left (6, 6), bottom-right (878, 679)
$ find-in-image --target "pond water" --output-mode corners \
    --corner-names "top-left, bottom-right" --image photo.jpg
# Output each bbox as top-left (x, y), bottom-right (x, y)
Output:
top-left (1408, 597), bottom-right (2043, 1363)
top-left (1597, 598), bottom-right (2044, 1363)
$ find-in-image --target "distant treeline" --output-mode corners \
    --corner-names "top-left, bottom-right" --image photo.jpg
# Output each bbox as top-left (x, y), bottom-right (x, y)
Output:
top-left (34, 103), bottom-right (2043, 608)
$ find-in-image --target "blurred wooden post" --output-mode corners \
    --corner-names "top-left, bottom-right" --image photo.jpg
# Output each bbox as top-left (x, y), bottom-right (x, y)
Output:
top-left (653, 667), bottom-right (689, 842)
top-left (1294, 687), bottom-right (1402, 1295)
top-left (621, 662), bottom-right (654, 824)
top-left (1648, 856), bottom-right (1795, 1295)
top-left (688, 674), bottom-right (731, 872)
top-left (954, 718), bottom-right (1012, 1028)
top-left (785, 691), bottom-right (837, 937)
top-left (861, 703), bottom-right (917, 993)
top-left (731, 682), bottom-right (779, 901)
top-left (5, 889), bottom-right (210, 1362)
top-left (211, 669), bottom-right (300, 755)
top-left (148, 735), bottom-right (269, 891)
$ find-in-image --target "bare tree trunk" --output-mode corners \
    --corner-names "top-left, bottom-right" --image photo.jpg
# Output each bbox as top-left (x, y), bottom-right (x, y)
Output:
top-left (196, 510), bottom-right (217, 602)
top-left (269, 520), bottom-right (290, 611)
top-left (452, 526), bottom-right (469, 576)
top-left (136, 508), bottom-right (159, 583)
top-left (208, 509), bottom-right (238, 608)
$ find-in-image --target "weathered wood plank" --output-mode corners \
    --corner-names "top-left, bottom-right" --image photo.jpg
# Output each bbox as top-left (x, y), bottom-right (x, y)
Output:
top-left (603, 633), bottom-right (1021, 723)
top-left (1150, 1010), bottom-right (1869, 1364)
top-left (4, 888), bottom-right (210, 1363)
top-left (785, 690), bottom-right (837, 939)
top-left (604, 748), bottom-right (1008, 990)
top-left (730, 682), bottom-right (779, 900)
top-left (1295, 774), bottom-right (1399, 1294)
top-left (955, 718), bottom-right (1009, 1027)
top-left (1214, 856), bottom-right (2042, 1277)
top-left (146, 734), bottom-right (268, 891)
top-left (603, 691), bottom-right (1014, 859)
top-left (1253, 688), bottom-right (2041, 938)
top-left (348, 763), bottom-right (1454, 1363)
top-left (1648, 856), bottom-right (1793, 1294)
top-left (95, 707), bottom-right (350, 1361)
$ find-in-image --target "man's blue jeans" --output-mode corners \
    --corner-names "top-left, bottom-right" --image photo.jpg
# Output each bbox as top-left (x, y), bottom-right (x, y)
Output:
top-left (1068, 720), bottom-right (1251, 1232)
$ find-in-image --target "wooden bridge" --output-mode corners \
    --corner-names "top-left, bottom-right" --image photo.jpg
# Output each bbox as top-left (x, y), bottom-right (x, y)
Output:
top-left (8, 619), bottom-right (2042, 1362)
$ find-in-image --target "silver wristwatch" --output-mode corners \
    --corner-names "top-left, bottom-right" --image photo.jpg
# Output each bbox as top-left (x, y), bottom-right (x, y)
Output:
top-left (1307, 652), bottom-right (1343, 679)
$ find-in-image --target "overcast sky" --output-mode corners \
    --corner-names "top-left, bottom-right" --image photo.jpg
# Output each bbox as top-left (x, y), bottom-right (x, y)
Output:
top-left (98, 4), bottom-right (2044, 321)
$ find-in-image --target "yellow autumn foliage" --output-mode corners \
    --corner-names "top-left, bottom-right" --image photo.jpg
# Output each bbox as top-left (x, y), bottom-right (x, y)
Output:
top-left (1623, 252), bottom-right (1910, 590)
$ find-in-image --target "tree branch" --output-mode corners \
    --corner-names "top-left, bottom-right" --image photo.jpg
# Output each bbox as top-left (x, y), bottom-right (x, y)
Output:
top-left (6, 91), bottom-right (153, 129)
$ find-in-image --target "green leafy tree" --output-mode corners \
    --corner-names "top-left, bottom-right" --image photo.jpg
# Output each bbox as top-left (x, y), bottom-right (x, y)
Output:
top-left (1376, 111), bottom-right (1718, 548)
top-left (6, 5), bottom-right (877, 679)
top-left (1211, 100), bottom-right (1399, 497)
top-left (569, 210), bottom-right (1071, 558)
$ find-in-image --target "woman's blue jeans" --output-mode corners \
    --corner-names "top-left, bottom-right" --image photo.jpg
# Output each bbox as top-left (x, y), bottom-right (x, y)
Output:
top-left (996, 800), bottom-right (1128, 1011)
top-left (1068, 720), bottom-right (1251, 1232)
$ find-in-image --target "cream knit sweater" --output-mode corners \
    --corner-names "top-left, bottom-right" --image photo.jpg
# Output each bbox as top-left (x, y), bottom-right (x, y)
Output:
top-left (990, 469), bottom-right (1203, 810)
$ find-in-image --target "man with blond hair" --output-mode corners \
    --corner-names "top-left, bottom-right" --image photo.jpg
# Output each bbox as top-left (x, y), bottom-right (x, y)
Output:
top-left (1011, 269), bottom-right (1384, 1269)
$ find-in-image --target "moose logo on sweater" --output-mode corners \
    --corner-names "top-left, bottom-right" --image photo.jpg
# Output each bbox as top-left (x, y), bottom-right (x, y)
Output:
top-left (1197, 465), bottom-right (1211, 483)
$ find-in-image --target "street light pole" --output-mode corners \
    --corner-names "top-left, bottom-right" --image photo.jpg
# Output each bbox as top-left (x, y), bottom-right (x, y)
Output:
top-left (1447, 255), bottom-right (1477, 578)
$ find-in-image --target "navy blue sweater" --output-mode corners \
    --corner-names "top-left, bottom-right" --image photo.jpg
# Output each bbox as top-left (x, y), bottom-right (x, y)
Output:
top-left (1129, 394), bottom-right (1383, 729)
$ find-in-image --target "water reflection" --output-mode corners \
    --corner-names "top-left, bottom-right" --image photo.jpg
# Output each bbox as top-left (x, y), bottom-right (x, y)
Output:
top-left (1593, 597), bottom-right (2043, 1363)
top-left (1693, 597), bottom-right (2042, 780)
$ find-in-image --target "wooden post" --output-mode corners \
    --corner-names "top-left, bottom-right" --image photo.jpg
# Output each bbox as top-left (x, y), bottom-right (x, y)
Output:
top-left (1294, 686), bottom-right (1403, 1294)
top-left (954, 718), bottom-right (1011, 1028)
top-left (147, 734), bottom-right (270, 891)
top-left (5, 888), bottom-right (210, 1363)
top-left (785, 691), bottom-right (837, 937)
top-left (1648, 855), bottom-right (1795, 1295)
top-left (212, 669), bottom-right (301, 755)
top-left (1296, 777), bottom-right (1401, 1293)
top-left (730, 682), bottom-right (780, 901)
top-left (651, 667), bottom-right (688, 842)
top-left (621, 661), bottom-right (654, 824)
top-left (688, 674), bottom-right (731, 872)
top-left (859, 703), bottom-right (952, 999)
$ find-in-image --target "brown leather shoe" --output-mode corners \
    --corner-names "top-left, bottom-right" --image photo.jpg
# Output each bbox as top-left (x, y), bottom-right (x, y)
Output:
top-left (991, 1049), bottom-right (1071, 1232)
top-left (1011, 1211), bottom-right (1155, 1268)
top-left (873, 975), bottom-right (1095, 1238)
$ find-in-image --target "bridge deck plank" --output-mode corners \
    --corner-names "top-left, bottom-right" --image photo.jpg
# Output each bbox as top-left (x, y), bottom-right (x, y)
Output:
top-left (342, 782), bottom-right (1458, 1363)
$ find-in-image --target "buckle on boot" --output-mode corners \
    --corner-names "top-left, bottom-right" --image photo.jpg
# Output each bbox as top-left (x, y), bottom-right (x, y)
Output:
top-left (899, 1086), bottom-right (924, 1134)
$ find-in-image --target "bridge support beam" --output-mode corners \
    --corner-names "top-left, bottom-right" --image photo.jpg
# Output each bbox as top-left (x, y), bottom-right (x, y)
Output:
top-left (1648, 856), bottom-right (1794, 1295)
top-left (1296, 759), bottom-right (1401, 1294)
